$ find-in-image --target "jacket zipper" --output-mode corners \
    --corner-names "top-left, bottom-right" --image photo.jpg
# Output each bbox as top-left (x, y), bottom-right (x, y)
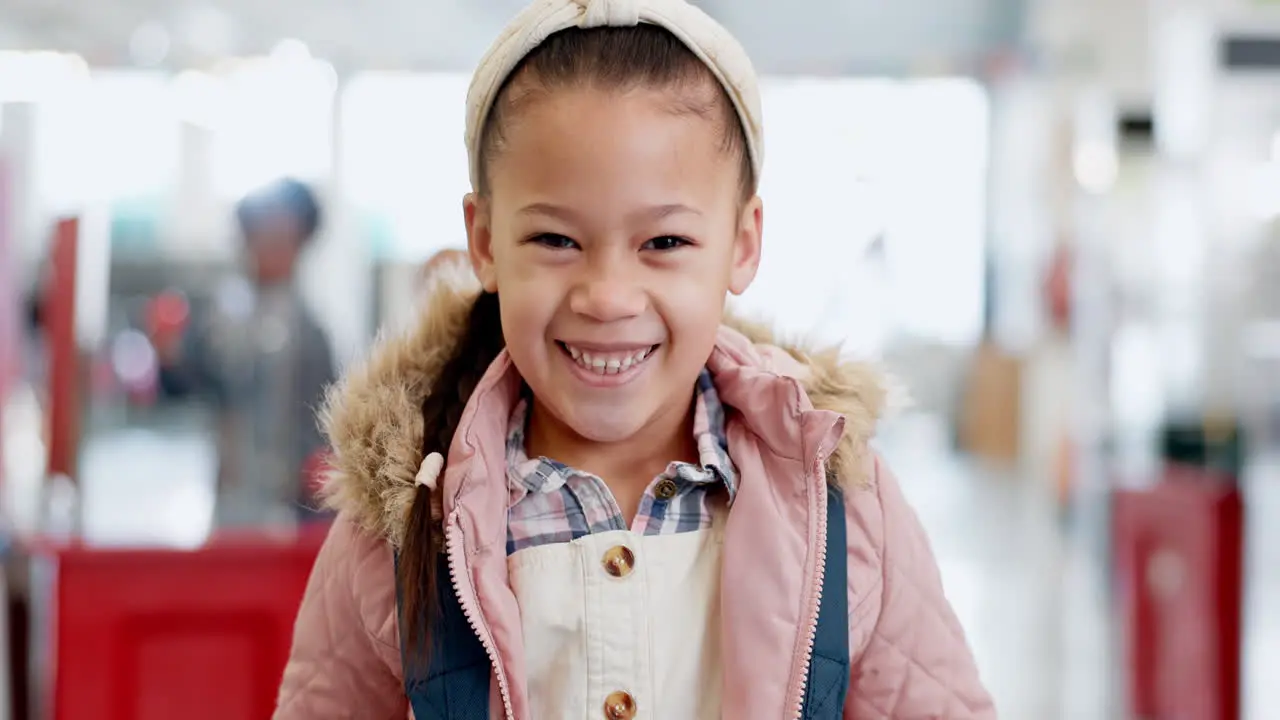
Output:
top-left (786, 450), bottom-right (829, 720)
top-left (444, 510), bottom-right (516, 720)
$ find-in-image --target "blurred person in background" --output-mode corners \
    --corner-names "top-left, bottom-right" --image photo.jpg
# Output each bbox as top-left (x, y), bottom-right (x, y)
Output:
top-left (152, 178), bottom-right (336, 527)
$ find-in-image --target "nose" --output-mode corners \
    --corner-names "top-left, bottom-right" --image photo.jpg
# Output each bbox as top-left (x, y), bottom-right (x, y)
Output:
top-left (568, 260), bottom-right (647, 322)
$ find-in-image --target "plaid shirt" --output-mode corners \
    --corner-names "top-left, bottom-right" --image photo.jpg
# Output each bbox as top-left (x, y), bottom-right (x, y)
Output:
top-left (505, 369), bottom-right (737, 554)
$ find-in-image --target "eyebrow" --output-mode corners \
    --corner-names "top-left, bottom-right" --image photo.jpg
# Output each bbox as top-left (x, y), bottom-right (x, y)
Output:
top-left (518, 203), bottom-right (702, 222)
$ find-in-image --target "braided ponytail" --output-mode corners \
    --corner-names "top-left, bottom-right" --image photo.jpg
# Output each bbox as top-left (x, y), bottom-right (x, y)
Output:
top-left (398, 291), bottom-right (505, 670)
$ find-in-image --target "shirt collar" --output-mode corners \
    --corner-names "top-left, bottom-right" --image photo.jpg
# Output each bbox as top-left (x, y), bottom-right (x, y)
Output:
top-left (506, 368), bottom-right (738, 501)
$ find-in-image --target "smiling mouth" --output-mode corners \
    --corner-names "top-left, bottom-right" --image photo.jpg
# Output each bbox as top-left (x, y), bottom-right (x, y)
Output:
top-left (557, 342), bottom-right (659, 376)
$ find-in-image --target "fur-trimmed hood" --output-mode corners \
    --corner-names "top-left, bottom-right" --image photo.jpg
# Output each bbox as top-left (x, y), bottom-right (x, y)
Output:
top-left (319, 271), bottom-right (889, 547)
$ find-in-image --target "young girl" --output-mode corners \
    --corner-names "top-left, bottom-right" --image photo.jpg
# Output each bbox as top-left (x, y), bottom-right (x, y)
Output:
top-left (275, 0), bottom-right (995, 717)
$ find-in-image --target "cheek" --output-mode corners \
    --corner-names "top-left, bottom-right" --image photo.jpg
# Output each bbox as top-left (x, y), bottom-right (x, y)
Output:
top-left (657, 271), bottom-right (727, 341)
top-left (490, 227), bottom-right (555, 290)
top-left (498, 283), bottom-right (556, 346)
top-left (661, 237), bottom-right (736, 309)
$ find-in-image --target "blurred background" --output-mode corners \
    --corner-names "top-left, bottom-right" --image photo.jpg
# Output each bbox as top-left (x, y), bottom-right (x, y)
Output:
top-left (1, 0), bottom-right (1278, 717)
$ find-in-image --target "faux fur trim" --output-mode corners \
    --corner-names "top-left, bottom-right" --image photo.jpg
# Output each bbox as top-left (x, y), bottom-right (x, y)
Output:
top-left (319, 280), bottom-right (889, 546)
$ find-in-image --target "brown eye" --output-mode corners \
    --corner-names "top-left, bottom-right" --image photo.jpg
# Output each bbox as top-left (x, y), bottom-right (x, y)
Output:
top-left (532, 233), bottom-right (578, 250)
top-left (642, 236), bottom-right (690, 251)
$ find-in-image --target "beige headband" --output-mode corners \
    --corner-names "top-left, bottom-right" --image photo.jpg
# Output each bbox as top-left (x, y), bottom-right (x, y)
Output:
top-left (464, 0), bottom-right (764, 191)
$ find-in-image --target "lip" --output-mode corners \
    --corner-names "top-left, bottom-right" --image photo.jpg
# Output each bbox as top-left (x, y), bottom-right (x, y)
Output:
top-left (557, 340), bottom-right (660, 353)
top-left (556, 341), bottom-right (658, 388)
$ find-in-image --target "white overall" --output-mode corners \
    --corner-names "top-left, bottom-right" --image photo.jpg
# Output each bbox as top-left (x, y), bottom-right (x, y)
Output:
top-left (507, 516), bottom-right (726, 719)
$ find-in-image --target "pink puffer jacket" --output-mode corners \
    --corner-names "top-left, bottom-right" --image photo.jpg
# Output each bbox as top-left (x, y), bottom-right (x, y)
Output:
top-left (274, 281), bottom-right (996, 719)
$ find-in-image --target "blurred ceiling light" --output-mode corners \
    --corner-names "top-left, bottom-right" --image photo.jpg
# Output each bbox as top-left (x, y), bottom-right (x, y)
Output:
top-left (266, 38), bottom-right (337, 94)
top-left (1271, 130), bottom-right (1280, 163)
top-left (177, 4), bottom-right (238, 57)
top-left (271, 38), bottom-right (312, 64)
top-left (130, 22), bottom-right (171, 67)
top-left (1072, 87), bottom-right (1118, 195)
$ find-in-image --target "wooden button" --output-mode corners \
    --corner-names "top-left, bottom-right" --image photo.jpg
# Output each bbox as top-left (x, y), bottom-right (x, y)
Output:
top-left (603, 690), bottom-right (636, 720)
top-left (654, 478), bottom-right (678, 500)
top-left (602, 545), bottom-right (635, 578)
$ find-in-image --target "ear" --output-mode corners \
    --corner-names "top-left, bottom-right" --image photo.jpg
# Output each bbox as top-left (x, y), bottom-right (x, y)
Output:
top-left (463, 193), bottom-right (498, 293)
top-left (728, 195), bottom-right (763, 296)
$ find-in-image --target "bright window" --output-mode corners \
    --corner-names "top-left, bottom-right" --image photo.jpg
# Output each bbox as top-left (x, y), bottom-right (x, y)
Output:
top-left (208, 55), bottom-right (337, 200)
top-left (740, 77), bottom-right (990, 353)
top-left (341, 72), bottom-right (471, 260)
top-left (33, 70), bottom-right (178, 211)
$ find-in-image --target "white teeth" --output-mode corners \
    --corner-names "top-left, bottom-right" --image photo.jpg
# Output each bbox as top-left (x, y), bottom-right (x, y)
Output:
top-left (564, 344), bottom-right (654, 375)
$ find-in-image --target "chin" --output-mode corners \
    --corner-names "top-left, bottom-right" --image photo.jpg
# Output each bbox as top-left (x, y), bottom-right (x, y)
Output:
top-left (559, 405), bottom-right (650, 444)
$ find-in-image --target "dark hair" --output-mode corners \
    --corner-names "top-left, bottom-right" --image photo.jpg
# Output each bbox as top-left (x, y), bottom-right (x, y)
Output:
top-left (399, 23), bottom-right (752, 671)
top-left (235, 177), bottom-right (322, 242)
top-left (477, 24), bottom-right (754, 200)
top-left (399, 291), bottom-right (505, 669)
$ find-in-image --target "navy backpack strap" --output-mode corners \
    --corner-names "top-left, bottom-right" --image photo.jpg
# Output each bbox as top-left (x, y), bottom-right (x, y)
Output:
top-left (802, 484), bottom-right (852, 719)
top-left (395, 552), bottom-right (492, 720)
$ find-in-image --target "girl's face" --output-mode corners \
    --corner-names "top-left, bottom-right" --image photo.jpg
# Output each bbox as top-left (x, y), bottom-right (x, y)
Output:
top-left (465, 84), bottom-right (763, 446)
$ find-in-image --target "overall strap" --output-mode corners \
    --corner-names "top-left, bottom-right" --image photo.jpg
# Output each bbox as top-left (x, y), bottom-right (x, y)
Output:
top-left (801, 485), bottom-right (852, 719)
top-left (395, 552), bottom-right (492, 720)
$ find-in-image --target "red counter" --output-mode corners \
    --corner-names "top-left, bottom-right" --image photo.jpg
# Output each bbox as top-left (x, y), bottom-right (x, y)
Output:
top-left (34, 525), bottom-right (328, 720)
top-left (1113, 468), bottom-right (1244, 720)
